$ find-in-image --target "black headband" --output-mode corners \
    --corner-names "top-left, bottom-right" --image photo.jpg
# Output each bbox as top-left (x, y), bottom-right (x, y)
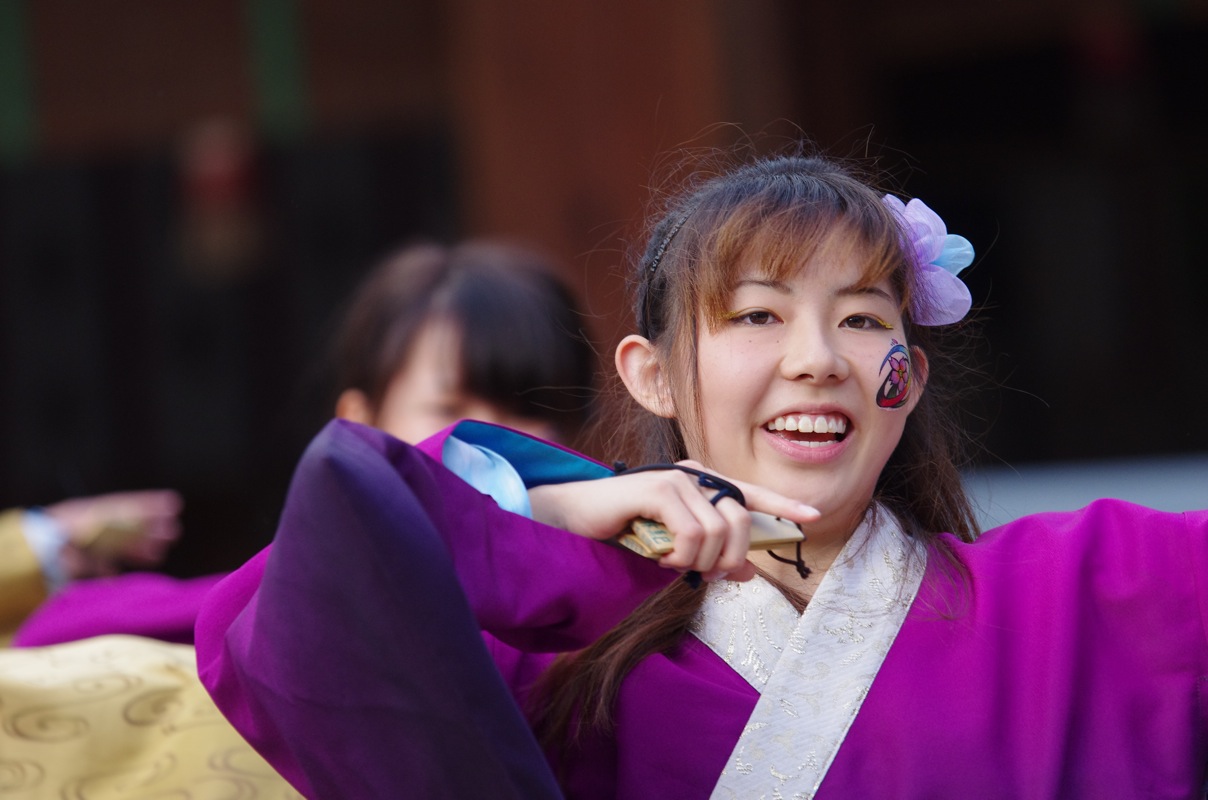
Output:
top-left (638, 203), bottom-right (699, 338)
top-left (645, 205), bottom-right (696, 276)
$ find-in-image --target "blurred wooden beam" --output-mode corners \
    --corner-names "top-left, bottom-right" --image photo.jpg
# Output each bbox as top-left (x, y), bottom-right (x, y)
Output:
top-left (446, 0), bottom-right (736, 355)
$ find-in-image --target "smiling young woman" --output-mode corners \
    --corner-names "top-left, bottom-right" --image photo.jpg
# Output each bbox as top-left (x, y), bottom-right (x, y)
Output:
top-left (195, 150), bottom-right (1208, 800)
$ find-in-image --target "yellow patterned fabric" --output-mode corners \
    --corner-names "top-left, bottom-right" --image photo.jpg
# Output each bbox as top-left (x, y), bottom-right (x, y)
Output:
top-left (0, 510), bottom-right (48, 647)
top-left (0, 635), bottom-right (299, 799)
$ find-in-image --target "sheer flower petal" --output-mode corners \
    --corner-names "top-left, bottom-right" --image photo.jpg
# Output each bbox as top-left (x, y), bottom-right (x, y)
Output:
top-left (934, 234), bottom-right (974, 274)
top-left (912, 264), bottom-right (973, 326)
top-left (882, 194), bottom-right (975, 325)
top-left (901, 199), bottom-right (947, 264)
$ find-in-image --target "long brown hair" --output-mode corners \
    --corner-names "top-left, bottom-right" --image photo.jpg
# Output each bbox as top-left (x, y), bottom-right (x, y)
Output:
top-left (531, 151), bottom-right (981, 755)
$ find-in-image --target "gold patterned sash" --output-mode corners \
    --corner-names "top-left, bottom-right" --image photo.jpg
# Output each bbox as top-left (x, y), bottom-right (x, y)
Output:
top-left (0, 635), bottom-right (298, 799)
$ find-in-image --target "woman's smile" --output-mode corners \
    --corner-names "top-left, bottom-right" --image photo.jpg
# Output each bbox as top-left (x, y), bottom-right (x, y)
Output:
top-left (765, 412), bottom-right (849, 442)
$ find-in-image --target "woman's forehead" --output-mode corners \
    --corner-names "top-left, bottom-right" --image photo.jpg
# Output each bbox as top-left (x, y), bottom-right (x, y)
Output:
top-left (728, 260), bottom-right (898, 305)
top-left (404, 316), bottom-right (464, 388)
top-left (731, 229), bottom-right (893, 290)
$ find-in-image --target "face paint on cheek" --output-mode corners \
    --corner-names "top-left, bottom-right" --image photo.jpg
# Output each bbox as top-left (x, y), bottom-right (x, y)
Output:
top-left (875, 339), bottom-right (912, 410)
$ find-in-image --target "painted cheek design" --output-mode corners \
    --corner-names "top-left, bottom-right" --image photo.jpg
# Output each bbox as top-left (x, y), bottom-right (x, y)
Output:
top-left (876, 339), bottom-right (911, 410)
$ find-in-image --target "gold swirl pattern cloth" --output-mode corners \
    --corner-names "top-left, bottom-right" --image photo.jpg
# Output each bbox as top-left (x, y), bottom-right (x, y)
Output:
top-left (0, 510), bottom-right (48, 646)
top-left (0, 635), bottom-right (299, 799)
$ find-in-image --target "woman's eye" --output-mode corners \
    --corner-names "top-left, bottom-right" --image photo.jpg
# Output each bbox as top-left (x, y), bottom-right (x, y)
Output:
top-left (842, 314), bottom-right (891, 330)
top-left (735, 310), bottom-right (776, 326)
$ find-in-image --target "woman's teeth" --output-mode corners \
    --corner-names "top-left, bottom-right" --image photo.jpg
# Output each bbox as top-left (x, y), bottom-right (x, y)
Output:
top-left (766, 414), bottom-right (848, 435)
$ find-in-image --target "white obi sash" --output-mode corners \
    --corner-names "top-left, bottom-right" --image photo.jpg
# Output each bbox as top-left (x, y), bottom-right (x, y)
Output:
top-left (694, 508), bottom-right (927, 799)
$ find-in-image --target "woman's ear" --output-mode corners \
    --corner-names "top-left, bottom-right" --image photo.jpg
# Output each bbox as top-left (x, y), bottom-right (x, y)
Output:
top-left (906, 345), bottom-right (930, 414)
top-left (615, 334), bottom-right (676, 418)
top-left (335, 388), bottom-right (375, 425)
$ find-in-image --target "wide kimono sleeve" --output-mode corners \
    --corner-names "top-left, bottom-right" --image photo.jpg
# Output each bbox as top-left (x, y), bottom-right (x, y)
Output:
top-left (820, 500), bottom-right (1208, 798)
top-left (13, 571), bottom-right (227, 647)
top-left (195, 419), bottom-right (676, 799)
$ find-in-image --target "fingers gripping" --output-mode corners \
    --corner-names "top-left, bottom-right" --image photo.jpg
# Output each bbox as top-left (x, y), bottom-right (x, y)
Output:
top-left (613, 462), bottom-right (750, 586)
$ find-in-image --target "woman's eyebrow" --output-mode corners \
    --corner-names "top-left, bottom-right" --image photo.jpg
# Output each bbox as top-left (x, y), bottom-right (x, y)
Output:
top-left (836, 283), bottom-right (894, 302)
top-left (734, 277), bottom-right (790, 292)
top-left (733, 279), bottom-right (895, 303)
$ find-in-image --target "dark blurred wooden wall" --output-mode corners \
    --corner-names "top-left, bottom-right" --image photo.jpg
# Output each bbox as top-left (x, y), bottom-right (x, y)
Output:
top-left (443, 0), bottom-right (801, 352)
top-left (1, 1), bottom-right (1205, 573)
top-left (17, 0), bottom-right (802, 354)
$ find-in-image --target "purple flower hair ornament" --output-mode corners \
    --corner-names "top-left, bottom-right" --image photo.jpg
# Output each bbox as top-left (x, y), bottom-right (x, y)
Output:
top-left (882, 194), bottom-right (975, 326)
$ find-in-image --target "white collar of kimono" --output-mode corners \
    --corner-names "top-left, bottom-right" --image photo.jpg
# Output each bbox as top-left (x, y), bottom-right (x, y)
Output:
top-left (693, 505), bottom-right (927, 800)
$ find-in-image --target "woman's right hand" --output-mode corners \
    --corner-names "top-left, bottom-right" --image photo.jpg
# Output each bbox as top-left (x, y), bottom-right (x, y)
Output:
top-left (527, 461), bottom-right (819, 583)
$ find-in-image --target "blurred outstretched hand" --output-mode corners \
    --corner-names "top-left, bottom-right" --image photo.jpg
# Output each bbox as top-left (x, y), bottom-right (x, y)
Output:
top-left (44, 490), bottom-right (184, 579)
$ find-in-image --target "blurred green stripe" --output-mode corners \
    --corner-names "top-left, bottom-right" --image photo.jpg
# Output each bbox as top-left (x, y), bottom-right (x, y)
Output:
top-left (0, 0), bottom-right (34, 164)
top-left (246, 0), bottom-right (308, 143)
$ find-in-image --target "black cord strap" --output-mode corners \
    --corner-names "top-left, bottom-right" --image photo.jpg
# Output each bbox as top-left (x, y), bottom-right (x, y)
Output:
top-left (612, 462), bottom-right (746, 509)
top-left (766, 541), bottom-right (812, 580)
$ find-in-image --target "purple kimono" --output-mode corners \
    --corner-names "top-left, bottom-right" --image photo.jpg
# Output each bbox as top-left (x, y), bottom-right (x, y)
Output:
top-left (14, 571), bottom-right (224, 646)
top-left (195, 420), bottom-right (1208, 799)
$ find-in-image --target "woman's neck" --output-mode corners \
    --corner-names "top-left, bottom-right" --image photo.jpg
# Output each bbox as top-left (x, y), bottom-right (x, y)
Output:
top-left (747, 540), bottom-right (844, 599)
top-left (746, 502), bottom-right (869, 597)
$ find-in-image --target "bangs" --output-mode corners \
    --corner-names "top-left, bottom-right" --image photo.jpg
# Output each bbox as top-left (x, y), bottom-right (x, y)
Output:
top-left (447, 271), bottom-right (595, 427)
top-left (695, 198), bottom-right (912, 328)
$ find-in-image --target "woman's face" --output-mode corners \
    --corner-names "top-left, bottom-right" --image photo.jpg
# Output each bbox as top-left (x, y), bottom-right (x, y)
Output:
top-left (689, 249), bottom-right (922, 535)
top-left (365, 318), bottom-right (560, 444)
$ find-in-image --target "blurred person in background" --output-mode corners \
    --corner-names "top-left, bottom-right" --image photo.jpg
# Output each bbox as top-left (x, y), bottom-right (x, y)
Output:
top-left (0, 238), bottom-right (595, 799)
top-left (10, 238), bottom-right (596, 648)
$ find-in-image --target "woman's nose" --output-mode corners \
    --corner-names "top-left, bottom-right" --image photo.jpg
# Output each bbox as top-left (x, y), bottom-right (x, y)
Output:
top-left (779, 329), bottom-right (849, 382)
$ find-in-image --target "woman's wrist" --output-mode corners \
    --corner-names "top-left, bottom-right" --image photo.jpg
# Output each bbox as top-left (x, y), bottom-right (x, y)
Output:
top-left (527, 483), bottom-right (573, 533)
